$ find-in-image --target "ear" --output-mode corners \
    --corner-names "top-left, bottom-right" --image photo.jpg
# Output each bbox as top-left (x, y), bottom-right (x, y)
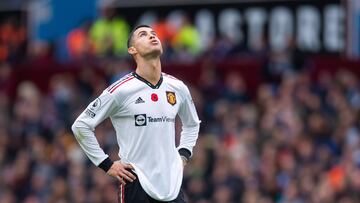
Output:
top-left (128, 47), bottom-right (137, 55)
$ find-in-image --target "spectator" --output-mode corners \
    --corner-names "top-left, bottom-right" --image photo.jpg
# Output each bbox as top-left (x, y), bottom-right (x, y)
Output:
top-left (171, 15), bottom-right (201, 61)
top-left (89, 2), bottom-right (130, 57)
top-left (67, 21), bottom-right (94, 60)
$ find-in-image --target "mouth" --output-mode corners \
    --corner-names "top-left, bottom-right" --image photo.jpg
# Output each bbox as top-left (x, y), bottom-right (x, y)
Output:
top-left (151, 40), bottom-right (159, 45)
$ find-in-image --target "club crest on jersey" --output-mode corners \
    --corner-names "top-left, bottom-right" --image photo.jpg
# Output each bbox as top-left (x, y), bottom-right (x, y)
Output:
top-left (166, 91), bottom-right (176, 106)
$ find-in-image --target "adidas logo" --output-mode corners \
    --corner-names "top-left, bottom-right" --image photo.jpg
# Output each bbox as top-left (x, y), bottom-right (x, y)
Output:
top-left (135, 97), bottom-right (145, 104)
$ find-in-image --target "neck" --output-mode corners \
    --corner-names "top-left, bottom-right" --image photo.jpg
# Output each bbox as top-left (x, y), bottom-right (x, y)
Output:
top-left (135, 57), bottom-right (162, 85)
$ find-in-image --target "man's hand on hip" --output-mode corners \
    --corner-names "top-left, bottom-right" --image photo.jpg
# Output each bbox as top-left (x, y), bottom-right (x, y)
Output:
top-left (107, 161), bottom-right (136, 185)
top-left (181, 156), bottom-right (188, 167)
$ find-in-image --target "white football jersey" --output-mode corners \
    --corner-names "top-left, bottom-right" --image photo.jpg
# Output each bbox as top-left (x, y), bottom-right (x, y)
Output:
top-left (71, 72), bottom-right (201, 201)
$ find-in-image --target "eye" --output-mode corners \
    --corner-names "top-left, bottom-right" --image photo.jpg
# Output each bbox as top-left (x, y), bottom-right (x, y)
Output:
top-left (139, 32), bottom-right (146, 37)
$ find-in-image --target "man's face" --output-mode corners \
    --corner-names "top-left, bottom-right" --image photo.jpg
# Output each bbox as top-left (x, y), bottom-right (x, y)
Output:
top-left (129, 27), bottom-right (163, 57)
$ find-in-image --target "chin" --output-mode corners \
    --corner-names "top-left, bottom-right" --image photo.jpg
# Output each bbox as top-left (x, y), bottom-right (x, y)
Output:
top-left (147, 48), bottom-right (163, 57)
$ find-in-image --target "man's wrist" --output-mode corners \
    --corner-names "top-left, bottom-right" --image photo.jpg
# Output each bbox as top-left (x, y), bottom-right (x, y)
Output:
top-left (178, 148), bottom-right (191, 160)
top-left (98, 157), bottom-right (113, 172)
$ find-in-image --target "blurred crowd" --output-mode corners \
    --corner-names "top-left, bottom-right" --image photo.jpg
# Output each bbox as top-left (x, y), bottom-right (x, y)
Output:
top-left (187, 68), bottom-right (360, 203)
top-left (66, 5), bottom-right (202, 62)
top-left (1, 53), bottom-right (360, 203)
top-left (0, 15), bottom-right (27, 63)
top-left (0, 6), bottom-right (203, 64)
top-left (0, 4), bottom-right (269, 65)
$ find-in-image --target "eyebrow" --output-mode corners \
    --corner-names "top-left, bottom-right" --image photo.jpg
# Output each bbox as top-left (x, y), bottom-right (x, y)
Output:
top-left (138, 31), bottom-right (146, 36)
top-left (137, 30), bottom-right (157, 37)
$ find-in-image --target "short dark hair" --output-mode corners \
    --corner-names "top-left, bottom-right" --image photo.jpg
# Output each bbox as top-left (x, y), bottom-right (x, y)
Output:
top-left (127, 24), bottom-right (152, 48)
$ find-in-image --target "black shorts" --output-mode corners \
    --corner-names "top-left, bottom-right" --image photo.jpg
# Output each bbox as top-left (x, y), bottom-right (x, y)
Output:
top-left (118, 171), bottom-right (187, 203)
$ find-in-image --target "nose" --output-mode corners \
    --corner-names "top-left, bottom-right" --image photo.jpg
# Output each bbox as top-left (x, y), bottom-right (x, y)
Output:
top-left (149, 34), bottom-right (155, 39)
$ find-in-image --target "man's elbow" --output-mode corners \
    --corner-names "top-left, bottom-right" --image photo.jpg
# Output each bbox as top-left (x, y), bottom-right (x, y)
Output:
top-left (184, 121), bottom-right (200, 134)
top-left (71, 120), bottom-right (82, 138)
top-left (194, 120), bottom-right (201, 130)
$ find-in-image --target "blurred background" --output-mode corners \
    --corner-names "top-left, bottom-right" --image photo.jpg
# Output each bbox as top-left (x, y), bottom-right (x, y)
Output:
top-left (1, 0), bottom-right (360, 202)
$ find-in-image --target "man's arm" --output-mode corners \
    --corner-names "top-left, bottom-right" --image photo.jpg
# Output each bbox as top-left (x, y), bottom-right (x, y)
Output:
top-left (71, 90), bottom-right (117, 171)
top-left (71, 90), bottom-right (136, 184)
top-left (177, 84), bottom-right (201, 162)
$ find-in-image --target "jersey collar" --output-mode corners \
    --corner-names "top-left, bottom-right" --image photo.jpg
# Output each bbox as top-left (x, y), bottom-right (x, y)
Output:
top-left (132, 72), bottom-right (163, 89)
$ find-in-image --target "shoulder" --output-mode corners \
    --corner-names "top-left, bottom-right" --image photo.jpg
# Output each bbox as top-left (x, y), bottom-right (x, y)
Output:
top-left (162, 73), bottom-right (191, 97)
top-left (107, 73), bottom-right (136, 94)
top-left (162, 72), bottom-right (181, 81)
top-left (162, 72), bottom-right (185, 87)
